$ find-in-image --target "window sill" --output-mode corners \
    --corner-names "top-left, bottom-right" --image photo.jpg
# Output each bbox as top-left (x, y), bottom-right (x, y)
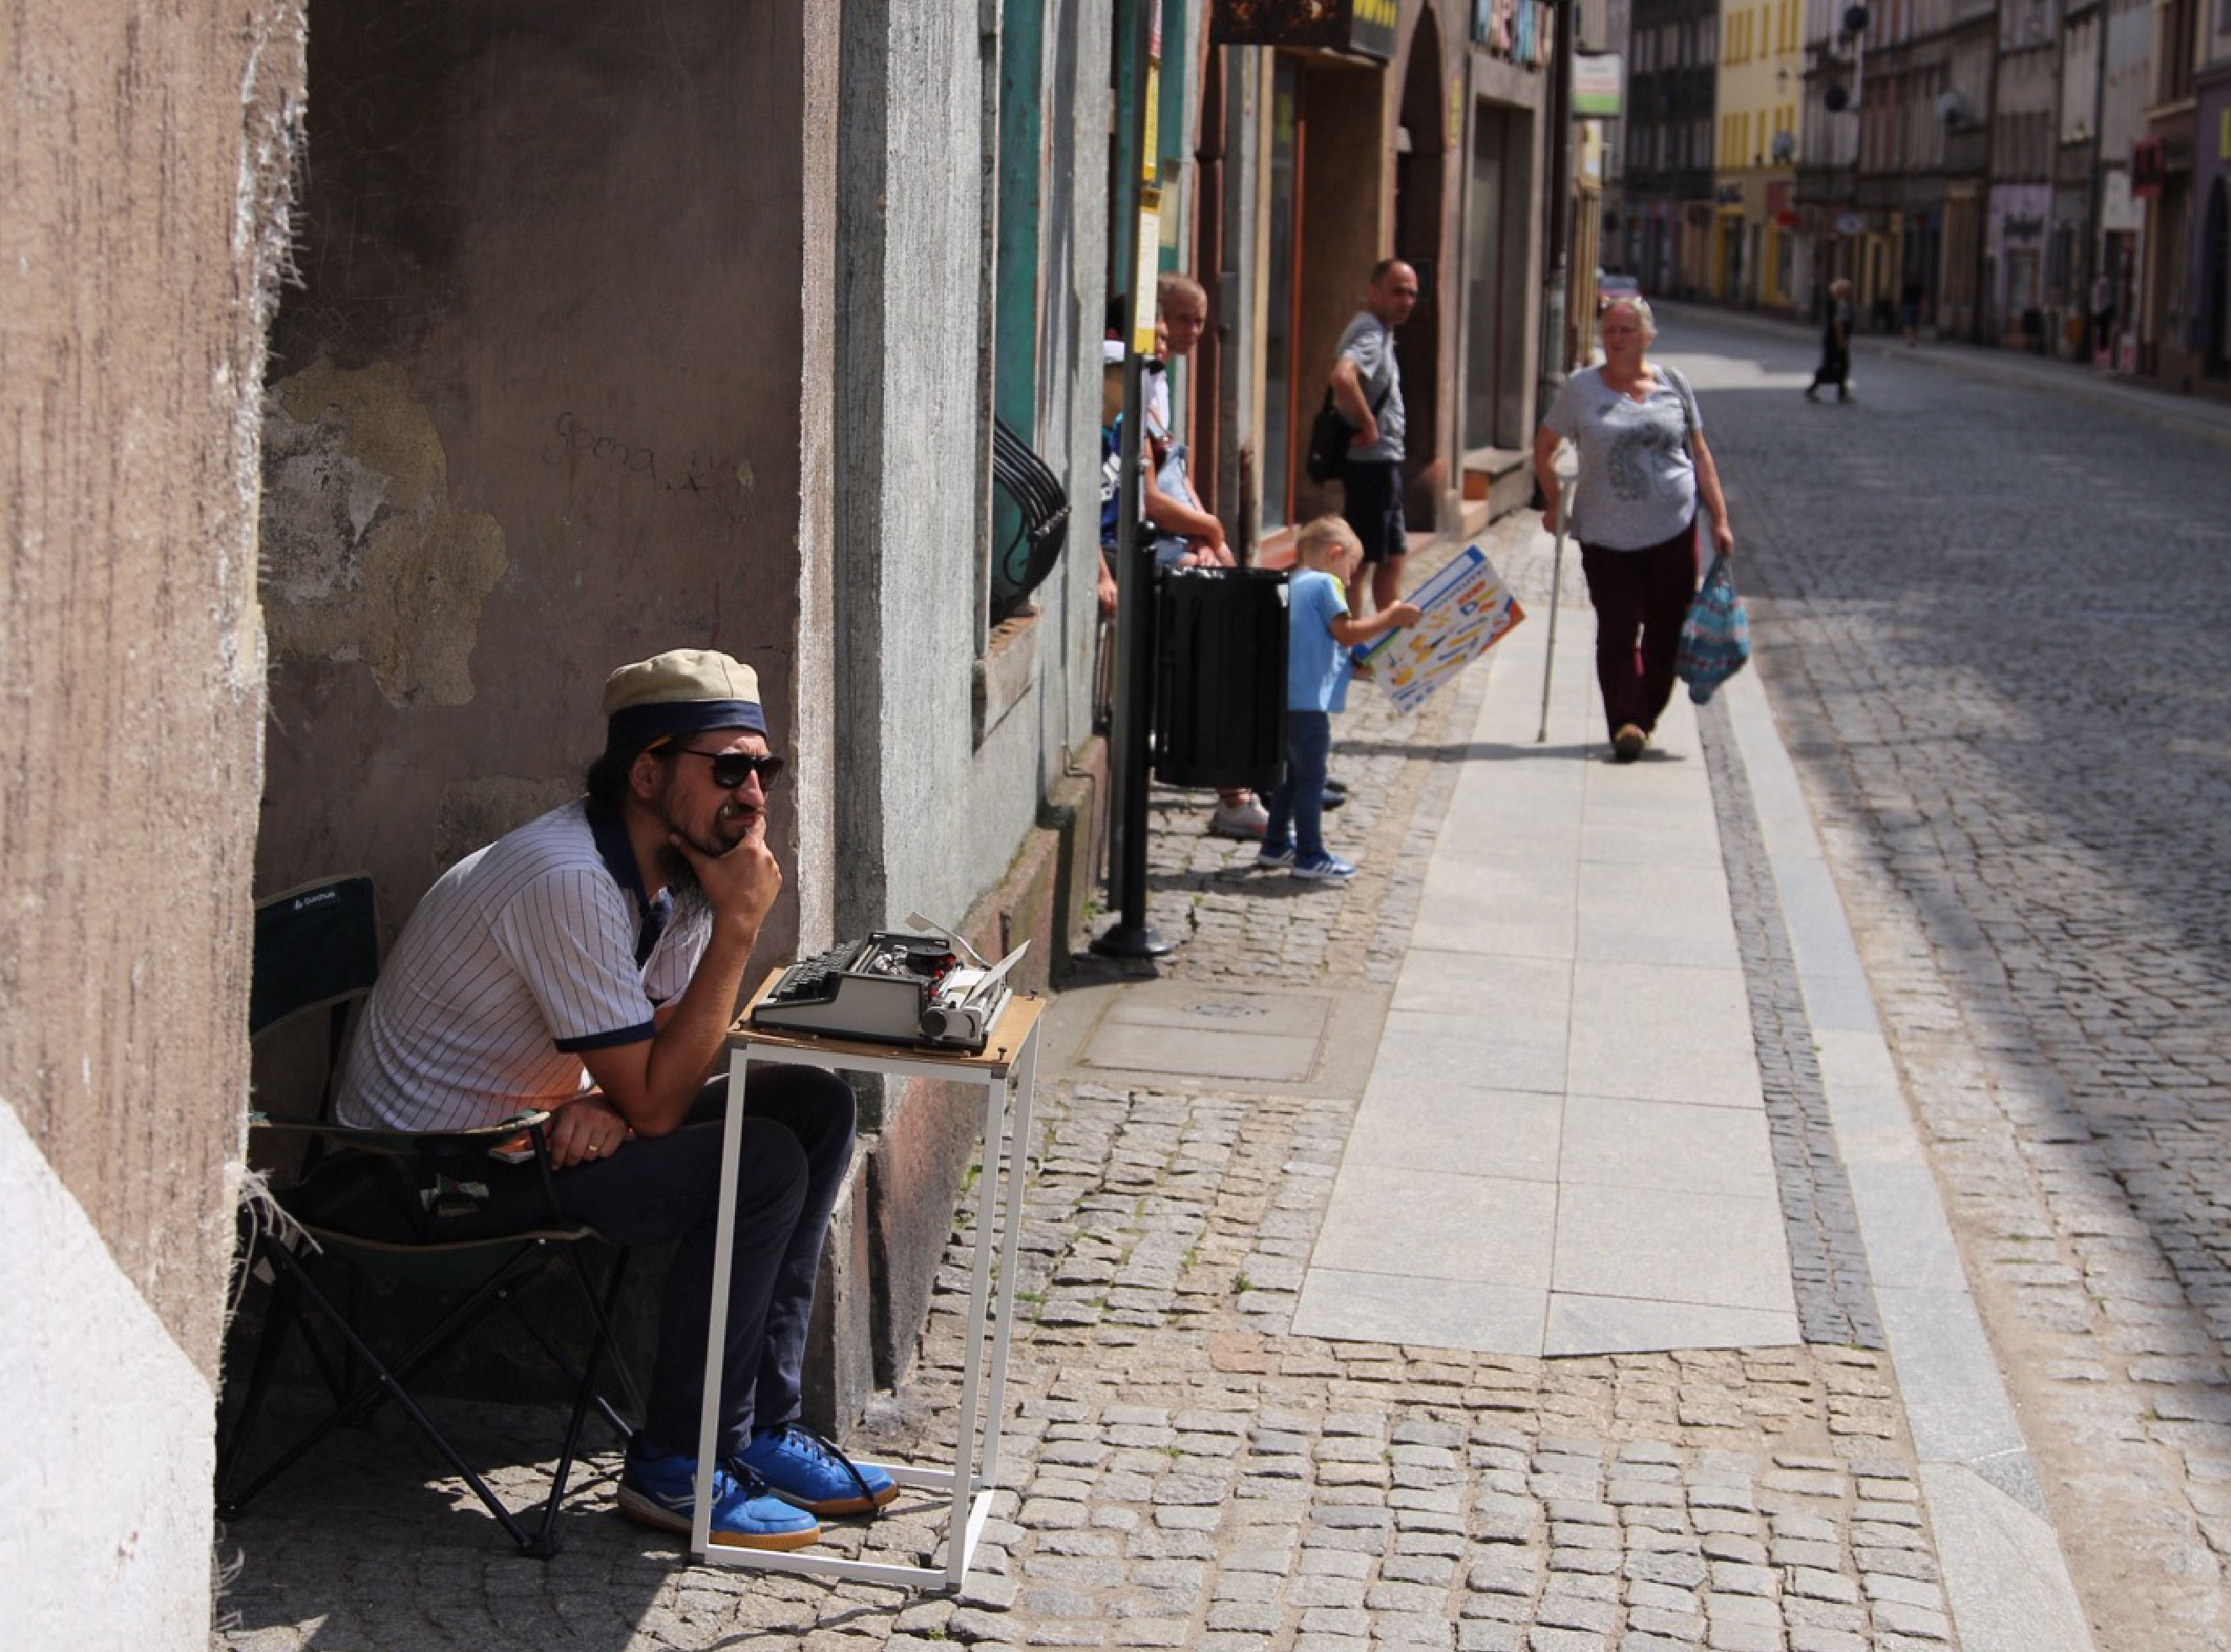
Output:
top-left (973, 606), bottom-right (1039, 748)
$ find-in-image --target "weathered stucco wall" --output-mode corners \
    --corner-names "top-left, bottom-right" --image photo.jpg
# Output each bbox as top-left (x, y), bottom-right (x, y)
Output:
top-left (834, 0), bottom-right (992, 935)
top-left (829, 0), bottom-right (1118, 1397)
top-left (256, 1), bottom-right (817, 956)
top-left (0, 0), bottom-right (306, 1639)
top-left (970, 0), bottom-right (1115, 888)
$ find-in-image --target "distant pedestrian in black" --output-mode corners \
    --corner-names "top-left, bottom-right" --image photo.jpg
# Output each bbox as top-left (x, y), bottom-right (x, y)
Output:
top-left (1806, 278), bottom-right (1853, 402)
top-left (2090, 272), bottom-right (2115, 361)
top-left (1901, 279), bottom-right (1923, 346)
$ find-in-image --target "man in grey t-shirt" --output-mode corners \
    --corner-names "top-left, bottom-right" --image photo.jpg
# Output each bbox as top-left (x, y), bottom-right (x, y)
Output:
top-left (1328, 259), bottom-right (1419, 619)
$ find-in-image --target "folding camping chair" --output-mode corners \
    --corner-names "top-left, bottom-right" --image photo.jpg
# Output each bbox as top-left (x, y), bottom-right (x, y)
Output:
top-left (215, 874), bottom-right (640, 1558)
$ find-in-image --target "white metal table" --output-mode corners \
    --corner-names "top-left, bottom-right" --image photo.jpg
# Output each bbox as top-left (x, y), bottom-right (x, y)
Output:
top-left (689, 977), bottom-right (1046, 1590)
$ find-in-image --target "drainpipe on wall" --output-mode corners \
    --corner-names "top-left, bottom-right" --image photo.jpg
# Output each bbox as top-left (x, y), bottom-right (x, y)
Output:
top-left (1540, 0), bottom-right (1576, 416)
top-left (1095, 0), bottom-right (1173, 961)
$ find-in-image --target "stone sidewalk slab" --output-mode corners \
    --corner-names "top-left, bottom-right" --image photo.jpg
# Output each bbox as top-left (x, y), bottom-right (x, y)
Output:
top-left (1295, 590), bottom-right (1796, 1358)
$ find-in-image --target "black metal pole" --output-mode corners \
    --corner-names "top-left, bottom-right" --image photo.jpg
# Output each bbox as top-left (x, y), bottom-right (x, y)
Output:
top-left (1094, 0), bottom-right (1171, 960)
top-left (1539, 0), bottom-right (1575, 416)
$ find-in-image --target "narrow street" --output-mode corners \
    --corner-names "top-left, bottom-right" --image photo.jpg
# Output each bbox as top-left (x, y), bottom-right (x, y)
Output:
top-left (209, 319), bottom-right (2231, 1652)
top-left (1660, 307), bottom-right (2231, 1652)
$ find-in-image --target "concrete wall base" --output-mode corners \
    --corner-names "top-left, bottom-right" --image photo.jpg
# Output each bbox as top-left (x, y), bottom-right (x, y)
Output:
top-left (809, 737), bottom-right (1107, 1428)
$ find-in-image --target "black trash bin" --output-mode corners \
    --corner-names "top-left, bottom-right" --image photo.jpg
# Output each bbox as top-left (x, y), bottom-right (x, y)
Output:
top-left (1153, 566), bottom-right (1288, 789)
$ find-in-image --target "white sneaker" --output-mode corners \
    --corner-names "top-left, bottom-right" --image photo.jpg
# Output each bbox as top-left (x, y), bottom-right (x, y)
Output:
top-left (1208, 799), bottom-right (1269, 839)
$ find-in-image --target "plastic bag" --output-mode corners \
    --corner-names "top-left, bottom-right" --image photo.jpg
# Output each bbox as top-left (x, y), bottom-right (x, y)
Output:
top-left (1676, 554), bottom-right (1750, 703)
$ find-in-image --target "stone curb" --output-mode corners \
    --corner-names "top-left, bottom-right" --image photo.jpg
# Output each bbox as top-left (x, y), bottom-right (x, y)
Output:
top-left (1718, 654), bottom-right (2098, 1652)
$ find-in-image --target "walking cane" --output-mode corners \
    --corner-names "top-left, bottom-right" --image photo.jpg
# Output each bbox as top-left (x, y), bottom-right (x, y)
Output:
top-left (1536, 468), bottom-right (1571, 744)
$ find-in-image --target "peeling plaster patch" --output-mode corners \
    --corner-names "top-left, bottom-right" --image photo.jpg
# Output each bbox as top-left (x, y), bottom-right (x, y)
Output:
top-left (434, 776), bottom-right (580, 872)
top-left (260, 359), bottom-right (507, 705)
top-left (734, 458), bottom-right (756, 496)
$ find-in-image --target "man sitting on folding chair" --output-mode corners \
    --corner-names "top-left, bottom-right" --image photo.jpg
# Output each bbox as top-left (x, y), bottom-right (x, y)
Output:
top-left (335, 647), bottom-right (895, 1551)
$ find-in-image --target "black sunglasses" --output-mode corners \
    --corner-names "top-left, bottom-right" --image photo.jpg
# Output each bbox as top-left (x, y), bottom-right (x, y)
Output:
top-left (668, 748), bottom-right (786, 790)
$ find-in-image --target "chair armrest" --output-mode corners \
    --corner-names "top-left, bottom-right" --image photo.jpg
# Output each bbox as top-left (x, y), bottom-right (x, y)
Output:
top-left (248, 1109), bottom-right (553, 1156)
top-left (253, 1110), bottom-right (571, 1240)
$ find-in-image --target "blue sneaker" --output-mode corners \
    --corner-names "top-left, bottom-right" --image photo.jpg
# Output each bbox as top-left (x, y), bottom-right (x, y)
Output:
top-left (616, 1446), bottom-right (819, 1551)
top-left (1290, 852), bottom-right (1356, 882)
top-left (734, 1423), bottom-right (898, 1517)
top-left (1257, 844), bottom-right (1295, 870)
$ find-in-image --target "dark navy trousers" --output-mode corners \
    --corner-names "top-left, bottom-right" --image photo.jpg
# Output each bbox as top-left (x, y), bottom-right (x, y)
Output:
top-left (546, 1065), bottom-right (855, 1459)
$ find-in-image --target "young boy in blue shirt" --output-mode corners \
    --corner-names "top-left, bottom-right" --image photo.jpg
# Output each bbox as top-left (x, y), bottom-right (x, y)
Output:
top-left (1260, 517), bottom-right (1421, 880)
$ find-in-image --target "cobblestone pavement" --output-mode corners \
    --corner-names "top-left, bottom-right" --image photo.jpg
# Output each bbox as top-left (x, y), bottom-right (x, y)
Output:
top-left (1658, 309), bottom-right (2231, 1652)
top-left (214, 505), bottom-right (1971, 1650)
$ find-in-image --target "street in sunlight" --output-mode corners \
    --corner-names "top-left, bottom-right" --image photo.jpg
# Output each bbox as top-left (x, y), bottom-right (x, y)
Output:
top-left (1659, 303), bottom-right (2231, 1652)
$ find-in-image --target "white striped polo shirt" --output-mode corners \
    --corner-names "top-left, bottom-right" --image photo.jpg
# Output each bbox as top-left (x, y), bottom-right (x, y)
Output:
top-left (335, 797), bottom-right (711, 1133)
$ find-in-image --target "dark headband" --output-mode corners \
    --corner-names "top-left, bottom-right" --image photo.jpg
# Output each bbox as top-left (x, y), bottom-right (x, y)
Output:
top-left (605, 698), bottom-right (766, 756)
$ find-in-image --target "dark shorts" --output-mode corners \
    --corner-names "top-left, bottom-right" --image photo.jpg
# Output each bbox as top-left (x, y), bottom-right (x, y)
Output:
top-left (1339, 457), bottom-right (1407, 565)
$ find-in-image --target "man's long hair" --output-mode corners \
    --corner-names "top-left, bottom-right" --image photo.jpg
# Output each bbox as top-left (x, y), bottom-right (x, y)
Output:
top-left (585, 746), bottom-right (646, 811)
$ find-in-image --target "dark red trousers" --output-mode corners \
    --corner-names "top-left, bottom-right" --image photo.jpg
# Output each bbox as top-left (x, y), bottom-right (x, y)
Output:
top-left (1579, 518), bottom-right (1698, 742)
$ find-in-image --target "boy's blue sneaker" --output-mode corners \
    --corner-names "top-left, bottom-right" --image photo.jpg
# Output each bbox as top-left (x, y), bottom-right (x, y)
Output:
top-left (616, 1446), bottom-right (820, 1551)
top-left (1290, 852), bottom-right (1356, 882)
top-left (1257, 844), bottom-right (1295, 870)
top-left (734, 1422), bottom-right (898, 1517)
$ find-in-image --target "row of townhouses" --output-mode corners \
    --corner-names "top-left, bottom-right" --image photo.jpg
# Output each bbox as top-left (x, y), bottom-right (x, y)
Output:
top-left (1610, 0), bottom-right (2231, 395)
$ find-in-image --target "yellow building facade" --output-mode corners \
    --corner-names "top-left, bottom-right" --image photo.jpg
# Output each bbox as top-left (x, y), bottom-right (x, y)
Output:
top-left (1711, 0), bottom-right (1805, 308)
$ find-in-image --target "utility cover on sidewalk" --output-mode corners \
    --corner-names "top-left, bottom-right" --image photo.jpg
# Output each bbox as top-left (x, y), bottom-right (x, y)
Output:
top-left (1052, 980), bottom-right (1386, 1098)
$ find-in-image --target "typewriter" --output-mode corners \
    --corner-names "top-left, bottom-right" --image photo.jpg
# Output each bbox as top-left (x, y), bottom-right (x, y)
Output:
top-left (748, 927), bottom-right (1027, 1053)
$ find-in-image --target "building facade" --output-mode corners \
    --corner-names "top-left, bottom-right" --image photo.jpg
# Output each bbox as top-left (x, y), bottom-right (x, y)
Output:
top-left (2093, 0), bottom-right (2157, 365)
top-left (1603, 0), bottom-right (2227, 390)
top-left (1622, 0), bottom-right (1724, 299)
top-left (1197, 3), bottom-right (1552, 531)
top-left (1800, 0), bottom-right (1998, 339)
top-left (1711, 0), bottom-right (1805, 307)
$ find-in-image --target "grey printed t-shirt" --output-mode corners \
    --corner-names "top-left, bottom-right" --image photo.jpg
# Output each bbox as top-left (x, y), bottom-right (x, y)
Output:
top-left (1334, 310), bottom-right (1404, 463)
top-left (1542, 365), bottom-right (1699, 550)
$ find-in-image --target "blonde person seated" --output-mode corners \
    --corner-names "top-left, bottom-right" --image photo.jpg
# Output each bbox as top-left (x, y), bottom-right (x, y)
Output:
top-left (1146, 271), bottom-right (1268, 842)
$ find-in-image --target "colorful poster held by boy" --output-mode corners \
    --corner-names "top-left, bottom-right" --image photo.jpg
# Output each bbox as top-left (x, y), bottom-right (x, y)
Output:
top-left (1357, 546), bottom-right (1525, 714)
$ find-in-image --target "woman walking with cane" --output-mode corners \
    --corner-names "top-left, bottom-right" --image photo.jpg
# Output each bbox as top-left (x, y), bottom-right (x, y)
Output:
top-left (1531, 295), bottom-right (1734, 763)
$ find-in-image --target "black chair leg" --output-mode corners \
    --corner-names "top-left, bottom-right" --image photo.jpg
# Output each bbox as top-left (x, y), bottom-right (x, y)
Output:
top-left (216, 1237), bottom-right (308, 1517)
top-left (593, 1247), bottom-right (646, 1424)
top-left (502, 1247), bottom-right (640, 1446)
top-left (525, 1250), bottom-right (636, 1558)
top-left (219, 1241), bottom-right (547, 1549)
top-left (362, 1247), bottom-right (556, 1420)
top-left (217, 1231), bottom-right (641, 1558)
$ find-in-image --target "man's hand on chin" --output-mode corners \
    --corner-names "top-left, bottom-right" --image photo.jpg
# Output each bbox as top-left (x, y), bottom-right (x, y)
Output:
top-left (673, 813), bottom-right (781, 935)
